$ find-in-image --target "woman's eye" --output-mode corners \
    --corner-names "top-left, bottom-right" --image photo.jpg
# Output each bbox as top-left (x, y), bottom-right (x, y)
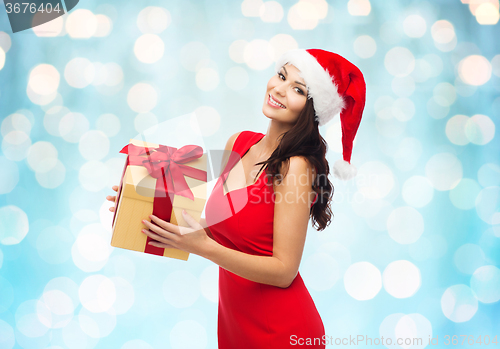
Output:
top-left (295, 87), bottom-right (304, 95)
top-left (278, 72), bottom-right (285, 80)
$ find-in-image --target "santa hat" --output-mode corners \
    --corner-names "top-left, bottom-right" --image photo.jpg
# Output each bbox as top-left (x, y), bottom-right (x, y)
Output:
top-left (275, 49), bottom-right (366, 181)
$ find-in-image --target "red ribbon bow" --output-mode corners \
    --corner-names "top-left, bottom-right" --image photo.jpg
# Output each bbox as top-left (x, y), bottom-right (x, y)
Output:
top-left (120, 143), bottom-right (207, 201)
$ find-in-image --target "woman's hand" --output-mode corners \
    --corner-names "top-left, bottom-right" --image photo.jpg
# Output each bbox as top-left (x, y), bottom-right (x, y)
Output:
top-left (141, 211), bottom-right (213, 257)
top-left (106, 185), bottom-right (119, 212)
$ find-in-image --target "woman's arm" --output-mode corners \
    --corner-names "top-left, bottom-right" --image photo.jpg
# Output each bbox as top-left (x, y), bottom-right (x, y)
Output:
top-left (142, 139), bottom-right (315, 288)
top-left (201, 156), bottom-right (317, 288)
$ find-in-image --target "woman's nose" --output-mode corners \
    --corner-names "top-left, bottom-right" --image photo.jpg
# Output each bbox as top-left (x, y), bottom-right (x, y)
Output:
top-left (273, 85), bottom-right (285, 96)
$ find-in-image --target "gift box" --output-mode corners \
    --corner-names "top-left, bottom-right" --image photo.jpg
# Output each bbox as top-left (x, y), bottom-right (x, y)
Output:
top-left (111, 138), bottom-right (207, 261)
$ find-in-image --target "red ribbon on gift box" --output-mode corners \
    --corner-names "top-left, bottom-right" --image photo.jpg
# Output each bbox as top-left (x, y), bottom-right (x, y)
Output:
top-left (112, 143), bottom-right (207, 256)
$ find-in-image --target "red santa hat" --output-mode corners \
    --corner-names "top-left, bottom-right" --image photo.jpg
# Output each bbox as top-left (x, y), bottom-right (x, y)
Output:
top-left (275, 49), bottom-right (366, 180)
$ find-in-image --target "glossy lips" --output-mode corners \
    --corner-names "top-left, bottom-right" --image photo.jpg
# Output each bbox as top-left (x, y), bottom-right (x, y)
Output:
top-left (268, 94), bottom-right (286, 109)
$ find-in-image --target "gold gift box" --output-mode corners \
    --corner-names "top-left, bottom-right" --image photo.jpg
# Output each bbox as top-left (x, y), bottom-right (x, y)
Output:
top-left (111, 139), bottom-right (207, 261)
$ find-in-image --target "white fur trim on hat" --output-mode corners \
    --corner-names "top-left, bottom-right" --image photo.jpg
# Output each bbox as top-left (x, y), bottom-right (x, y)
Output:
top-left (333, 159), bottom-right (357, 180)
top-left (275, 49), bottom-right (345, 126)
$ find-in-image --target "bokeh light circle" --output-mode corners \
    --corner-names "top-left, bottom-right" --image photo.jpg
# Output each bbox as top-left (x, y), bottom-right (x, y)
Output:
top-left (347, 0), bottom-right (371, 16)
top-left (425, 153), bottom-right (463, 191)
top-left (0, 157), bottom-right (19, 194)
top-left (402, 176), bottom-right (434, 208)
top-left (446, 114), bottom-right (470, 145)
top-left (28, 64), bottom-right (60, 96)
top-left (66, 9), bottom-right (97, 38)
top-left (0, 32), bottom-right (11, 52)
top-left (259, 1), bottom-right (284, 22)
top-left (301, 252), bottom-right (341, 291)
top-left (353, 35), bottom-right (377, 59)
top-left (110, 277), bottom-right (135, 314)
top-left (0, 205), bottom-right (29, 245)
top-left (477, 163), bottom-right (500, 187)
top-left (384, 47), bottom-right (415, 77)
top-left (387, 206), bottom-right (424, 244)
top-left (449, 178), bottom-right (481, 210)
top-left (79, 274), bottom-right (116, 313)
top-left (78, 307), bottom-right (117, 338)
top-left (356, 161), bottom-right (395, 200)
top-left (441, 284), bottom-right (478, 322)
top-left (59, 112), bottom-right (90, 143)
top-left (287, 1), bottom-right (320, 30)
top-left (459, 55), bottom-right (492, 86)
top-left (433, 82), bottom-right (456, 107)
top-left (269, 34), bottom-right (298, 61)
top-left (35, 159), bottom-right (66, 189)
top-left (464, 114), bottom-right (495, 145)
top-left (192, 106), bottom-right (221, 137)
top-left (470, 265), bottom-right (500, 303)
top-left (134, 34), bottom-right (165, 64)
top-left (475, 186), bottom-right (500, 224)
top-left (383, 260), bottom-right (421, 298)
top-left (228, 40), bottom-right (248, 64)
top-left (96, 113), bottom-right (120, 137)
top-left (1, 112), bottom-right (33, 136)
top-left (127, 83), bottom-right (158, 113)
top-left (65, 57), bottom-right (95, 88)
top-left (94, 14), bottom-right (112, 37)
top-left (0, 319), bottom-right (15, 349)
top-left (79, 131), bottom-right (110, 161)
top-left (454, 244), bottom-right (485, 275)
top-left (72, 223), bottom-right (112, 272)
top-left (37, 289), bottom-right (74, 328)
top-left (134, 112), bottom-right (158, 134)
top-left (403, 14), bottom-right (427, 38)
top-left (244, 39), bottom-right (273, 70)
top-left (1, 130), bottom-right (31, 161)
top-left (344, 262), bottom-right (382, 300)
top-left (27, 141), bottom-right (58, 173)
top-left (431, 20), bottom-right (455, 44)
top-left (137, 6), bottom-right (171, 34)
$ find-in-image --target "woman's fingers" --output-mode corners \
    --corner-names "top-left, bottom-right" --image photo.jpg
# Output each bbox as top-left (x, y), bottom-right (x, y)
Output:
top-left (142, 228), bottom-right (173, 245)
top-left (148, 240), bottom-right (174, 249)
top-left (106, 195), bottom-right (116, 202)
top-left (142, 219), bottom-right (179, 241)
top-left (149, 215), bottom-right (181, 235)
top-left (106, 186), bottom-right (119, 212)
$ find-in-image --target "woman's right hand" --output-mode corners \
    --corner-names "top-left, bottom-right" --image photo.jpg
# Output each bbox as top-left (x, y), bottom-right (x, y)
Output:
top-left (106, 185), bottom-right (119, 212)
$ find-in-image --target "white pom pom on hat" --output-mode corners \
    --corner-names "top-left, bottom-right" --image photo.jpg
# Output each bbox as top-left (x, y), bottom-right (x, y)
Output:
top-left (275, 48), bottom-right (366, 181)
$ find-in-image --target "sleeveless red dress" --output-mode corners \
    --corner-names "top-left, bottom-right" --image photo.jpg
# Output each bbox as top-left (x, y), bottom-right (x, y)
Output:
top-left (205, 131), bottom-right (325, 349)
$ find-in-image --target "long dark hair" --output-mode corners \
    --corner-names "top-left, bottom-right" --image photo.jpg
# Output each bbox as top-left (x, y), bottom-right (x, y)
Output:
top-left (254, 97), bottom-right (334, 231)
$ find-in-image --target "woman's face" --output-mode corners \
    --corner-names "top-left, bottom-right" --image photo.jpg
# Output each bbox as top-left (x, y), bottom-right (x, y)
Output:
top-left (263, 63), bottom-right (308, 125)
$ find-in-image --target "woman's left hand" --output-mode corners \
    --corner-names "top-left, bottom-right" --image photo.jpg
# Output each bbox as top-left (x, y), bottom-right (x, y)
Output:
top-left (141, 210), bottom-right (211, 257)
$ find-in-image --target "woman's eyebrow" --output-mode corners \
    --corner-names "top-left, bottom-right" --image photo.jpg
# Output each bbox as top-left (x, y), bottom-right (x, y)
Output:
top-left (283, 65), bottom-right (288, 75)
top-left (295, 81), bottom-right (306, 88)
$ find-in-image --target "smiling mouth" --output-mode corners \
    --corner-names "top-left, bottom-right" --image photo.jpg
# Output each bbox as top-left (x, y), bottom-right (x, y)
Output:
top-left (268, 94), bottom-right (286, 109)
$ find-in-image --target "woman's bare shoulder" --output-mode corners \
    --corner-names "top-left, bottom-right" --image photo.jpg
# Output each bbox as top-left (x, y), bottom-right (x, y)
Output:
top-left (224, 131), bottom-right (244, 151)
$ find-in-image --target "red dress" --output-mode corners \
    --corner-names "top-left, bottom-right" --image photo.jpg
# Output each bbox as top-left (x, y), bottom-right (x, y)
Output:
top-left (205, 131), bottom-right (325, 349)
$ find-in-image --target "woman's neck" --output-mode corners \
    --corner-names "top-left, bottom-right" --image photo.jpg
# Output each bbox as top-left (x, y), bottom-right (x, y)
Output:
top-left (256, 120), bottom-right (292, 158)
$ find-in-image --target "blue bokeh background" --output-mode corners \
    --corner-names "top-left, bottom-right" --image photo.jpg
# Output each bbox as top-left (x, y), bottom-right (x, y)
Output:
top-left (1, 0), bottom-right (500, 348)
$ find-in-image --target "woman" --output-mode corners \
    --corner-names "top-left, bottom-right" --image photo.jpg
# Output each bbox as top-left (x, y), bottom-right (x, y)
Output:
top-left (107, 48), bottom-right (366, 348)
